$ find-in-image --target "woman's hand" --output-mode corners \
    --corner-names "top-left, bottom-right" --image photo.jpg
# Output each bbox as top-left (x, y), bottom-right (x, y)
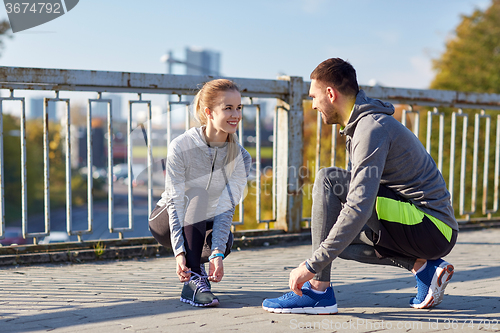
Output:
top-left (175, 253), bottom-right (191, 282)
top-left (208, 252), bottom-right (224, 282)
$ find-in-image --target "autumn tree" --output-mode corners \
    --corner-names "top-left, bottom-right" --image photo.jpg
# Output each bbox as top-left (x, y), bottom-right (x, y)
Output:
top-left (431, 0), bottom-right (500, 220)
top-left (431, 0), bottom-right (500, 93)
top-left (0, 20), bottom-right (12, 57)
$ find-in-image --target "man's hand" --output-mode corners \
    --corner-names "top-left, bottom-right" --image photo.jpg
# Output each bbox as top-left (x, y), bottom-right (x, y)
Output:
top-left (289, 261), bottom-right (315, 296)
top-left (175, 253), bottom-right (191, 282)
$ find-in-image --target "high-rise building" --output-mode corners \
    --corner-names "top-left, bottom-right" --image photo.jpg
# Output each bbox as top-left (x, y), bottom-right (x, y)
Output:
top-left (90, 94), bottom-right (123, 120)
top-left (28, 98), bottom-right (56, 120)
top-left (185, 47), bottom-right (220, 76)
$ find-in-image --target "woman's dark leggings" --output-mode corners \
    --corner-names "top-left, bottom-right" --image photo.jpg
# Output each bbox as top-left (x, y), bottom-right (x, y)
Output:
top-left (148, 188), bottom-right (233, 275)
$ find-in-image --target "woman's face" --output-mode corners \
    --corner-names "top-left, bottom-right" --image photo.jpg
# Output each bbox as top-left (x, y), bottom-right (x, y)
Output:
top-left (207, 89), bottom-right (242, 135)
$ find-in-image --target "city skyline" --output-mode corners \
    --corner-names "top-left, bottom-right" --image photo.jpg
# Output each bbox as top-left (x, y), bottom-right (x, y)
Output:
top-left (0, 0), bottom-right (490, 90)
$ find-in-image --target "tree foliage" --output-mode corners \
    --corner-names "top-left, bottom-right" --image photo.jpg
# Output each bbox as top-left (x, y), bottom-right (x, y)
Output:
top-left (0, 19), bottom-right (12, 58)
top-left (430, 1), bottom-right (500, 220)
top-left (3, 116), bottom-right (91, 224)
top-left (431, 0), bottom-right (500, 93)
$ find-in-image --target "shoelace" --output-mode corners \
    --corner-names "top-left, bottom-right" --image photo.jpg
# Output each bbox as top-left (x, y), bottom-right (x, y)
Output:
top-left (187, 271), bottom-right (210, 293)
top-left (199, 265), bottom-right (210, 284)
top-left (279, 291), bottom-right (297, 300)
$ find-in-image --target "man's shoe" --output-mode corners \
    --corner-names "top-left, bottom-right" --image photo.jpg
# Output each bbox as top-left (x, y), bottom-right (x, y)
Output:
top-left (410, 259), bottom-right (454, 309)
top-left (262, 281), bottom-right (338, 314)
top-left (180, 272), bottom-right (219, 307)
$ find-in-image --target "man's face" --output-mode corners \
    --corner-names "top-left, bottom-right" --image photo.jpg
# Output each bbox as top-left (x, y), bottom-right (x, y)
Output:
top-left (309, 79), bottom-right (339, 125)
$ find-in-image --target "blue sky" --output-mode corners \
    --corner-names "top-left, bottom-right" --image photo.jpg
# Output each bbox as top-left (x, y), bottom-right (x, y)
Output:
top-left (0, 0), bottom-right (491, 89)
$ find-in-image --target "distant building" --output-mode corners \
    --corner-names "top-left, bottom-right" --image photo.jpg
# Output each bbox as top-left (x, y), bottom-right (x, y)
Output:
top-left (90, 94), bottom-right (123, 120)
top-left (28, 98), bottom-right (56, 120)
top-left (185, 47), bottom-right (220, 76)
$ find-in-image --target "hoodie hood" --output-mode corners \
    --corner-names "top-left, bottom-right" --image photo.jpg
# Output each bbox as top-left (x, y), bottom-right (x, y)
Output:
top-left (341, 90), bottom-right (395, 137)
top-left (187, 126), bottom-right (209, 149)
top-left (187, 126), bottom-right (229, 150)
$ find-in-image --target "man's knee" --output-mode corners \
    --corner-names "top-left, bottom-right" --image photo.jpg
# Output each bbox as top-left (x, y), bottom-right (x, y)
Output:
top-left (314, 167), bottom-right (339, 189)
top-left (313, 167), bottom-right (350, 197)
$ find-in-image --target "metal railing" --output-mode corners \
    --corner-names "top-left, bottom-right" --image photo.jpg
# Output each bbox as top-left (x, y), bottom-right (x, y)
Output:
top-left (0, 67), bottom-right (292, 244)
top-left (312, 86), bottom-right (500, 224)
top-left (0, 67), bottom-right (499, 247)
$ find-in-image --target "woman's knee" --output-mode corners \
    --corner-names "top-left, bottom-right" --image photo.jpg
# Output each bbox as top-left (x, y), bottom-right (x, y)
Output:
top-left (184, 188), bottom-right (210, 225)
top-left (148, 205), bottom-right (171, 247)
top-left (185, 187), bottom-right (209, 201)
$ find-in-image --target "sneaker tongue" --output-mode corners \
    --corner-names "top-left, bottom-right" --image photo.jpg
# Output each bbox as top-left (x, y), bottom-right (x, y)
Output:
top-left (302, 281), bottom-right (312, 290)
top-left (193, 276), bottom-right (210, 293)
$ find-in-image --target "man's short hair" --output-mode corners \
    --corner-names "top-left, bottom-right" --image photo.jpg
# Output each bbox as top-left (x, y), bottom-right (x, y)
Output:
top-left (310, 58), bottom-right (359, 97)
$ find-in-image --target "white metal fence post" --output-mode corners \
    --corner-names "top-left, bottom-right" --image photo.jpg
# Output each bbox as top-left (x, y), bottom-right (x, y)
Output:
top-left (276, 76), bottom-right (304, 233)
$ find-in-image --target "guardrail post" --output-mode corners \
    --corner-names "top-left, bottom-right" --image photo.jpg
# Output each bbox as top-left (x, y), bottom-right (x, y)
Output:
top-left (276, 76), bottom-right (304, 232)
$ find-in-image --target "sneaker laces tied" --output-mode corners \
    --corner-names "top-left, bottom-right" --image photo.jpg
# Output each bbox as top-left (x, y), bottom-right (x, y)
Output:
top-left (200, 264), bottom-right (210, 285)
top-left (188, 271), bottom-right (210, 293)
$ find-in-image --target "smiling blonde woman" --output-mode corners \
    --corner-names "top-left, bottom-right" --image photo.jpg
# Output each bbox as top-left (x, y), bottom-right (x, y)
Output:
top-left (149, 79), bottom-right (251, 307)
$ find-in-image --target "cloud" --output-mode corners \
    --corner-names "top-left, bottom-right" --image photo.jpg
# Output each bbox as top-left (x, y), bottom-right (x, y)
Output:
top-left (373, 30), bottom-right (401, 45)
top-left (366, 55), bottom-right (434, 89)
top-left (409, 55), bottom-right (434, 84)
top-left (301, 0), bottom-right (328, 13)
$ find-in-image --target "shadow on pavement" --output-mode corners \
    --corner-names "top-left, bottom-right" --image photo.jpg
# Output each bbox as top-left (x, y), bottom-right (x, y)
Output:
top-left (0, 289), bottom-right (286, 332)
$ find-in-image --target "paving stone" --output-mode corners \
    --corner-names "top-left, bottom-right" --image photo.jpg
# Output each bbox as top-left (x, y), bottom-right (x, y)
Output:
top-left (0, 229), bottom-right (499, 332)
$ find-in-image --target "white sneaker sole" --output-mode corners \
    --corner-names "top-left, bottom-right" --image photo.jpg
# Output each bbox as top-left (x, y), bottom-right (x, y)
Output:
top-left (411, 261), bottom-right (454, 309)
top-left (180, 297), bottom-right (219, 307)
top-left (431, 262), bottom-right (454, 306)
top-left (262, 304), bottom-right (338, 315)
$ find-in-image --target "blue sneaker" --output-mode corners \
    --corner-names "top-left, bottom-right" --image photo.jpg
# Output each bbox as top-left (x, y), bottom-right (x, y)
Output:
top-left (262, 281), bottom-right (338, 314)
top-left (410, 259), bottom-right (454, 309)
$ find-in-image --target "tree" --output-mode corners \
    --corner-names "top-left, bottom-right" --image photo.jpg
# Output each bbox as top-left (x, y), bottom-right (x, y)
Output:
top-left (431, 0), bottom-right (500, 93)
top-left (431, 0), bottom-right (500, 220)
top-left (0, 20), bottom-right (12, 58)
top-left (3, 115), bottom-right (92, 224)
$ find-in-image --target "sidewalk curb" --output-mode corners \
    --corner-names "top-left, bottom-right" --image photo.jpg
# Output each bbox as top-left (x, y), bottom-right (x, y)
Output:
top-left (0, 222), bottom-right (496, 267)
top-left (0, 231), bottom-right (312, 267)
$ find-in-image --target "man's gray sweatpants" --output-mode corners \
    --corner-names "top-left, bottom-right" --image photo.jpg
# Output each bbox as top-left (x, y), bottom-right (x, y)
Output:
top-left (311, 167), bottom-right (416, 282)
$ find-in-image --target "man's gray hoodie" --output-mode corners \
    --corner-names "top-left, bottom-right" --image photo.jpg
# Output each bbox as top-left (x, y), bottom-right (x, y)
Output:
top-left (307, 90), bottom-right (458, 273)
top-left (156, 126), bottom-right (251, 257)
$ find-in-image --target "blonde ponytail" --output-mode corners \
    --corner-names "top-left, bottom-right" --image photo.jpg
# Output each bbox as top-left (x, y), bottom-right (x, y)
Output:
top-left (225, 132), bottom-right (240, 175)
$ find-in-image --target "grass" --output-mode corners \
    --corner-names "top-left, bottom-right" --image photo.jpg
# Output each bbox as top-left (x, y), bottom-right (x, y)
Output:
top-left (132, 146), bottom-right (274, 159)
top-left (131, 146), bottom-right (168, 159)
top-left (242, 146), bottom-right (273, 159)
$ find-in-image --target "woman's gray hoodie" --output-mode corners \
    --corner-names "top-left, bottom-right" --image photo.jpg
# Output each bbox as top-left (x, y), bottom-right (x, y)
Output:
top-left (307, 90), bottom-right (458, 273)
top-left (156, 126), bottom-right (251, 257)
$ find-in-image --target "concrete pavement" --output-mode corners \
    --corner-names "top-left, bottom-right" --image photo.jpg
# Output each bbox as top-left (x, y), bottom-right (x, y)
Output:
top-left (1, 228), bottom-right (499, 333)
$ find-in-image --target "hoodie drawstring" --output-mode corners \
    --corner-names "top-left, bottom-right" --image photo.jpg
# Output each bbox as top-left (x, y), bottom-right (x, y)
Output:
top-left (206, 147), bottom-right (218, 190)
